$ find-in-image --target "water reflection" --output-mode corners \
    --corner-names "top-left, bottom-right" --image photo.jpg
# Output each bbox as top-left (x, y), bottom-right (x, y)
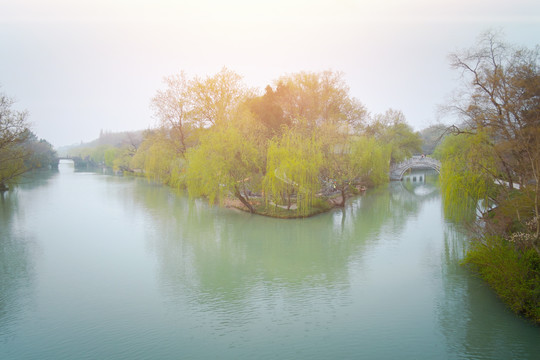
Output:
top-left (128, 172), bottom-right (441, 310)
top-left (125, 171), bottom-right (540, 358)
top-left (0, 174), bottom-right (55, 338)
top-left (438, 225), bottom-right (540, 358)
top-left (3, 166), bottom-right (539, 359)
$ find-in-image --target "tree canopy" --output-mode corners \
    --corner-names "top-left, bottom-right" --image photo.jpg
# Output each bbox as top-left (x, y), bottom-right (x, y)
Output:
top-left (129, 69), bottom-right (417, 215)
top-left (440, 31), bottom-right (540, 253)
top-left (1, 91), bottom-right (57, 191)
top-left (366, 109), bottom-right (422, 163)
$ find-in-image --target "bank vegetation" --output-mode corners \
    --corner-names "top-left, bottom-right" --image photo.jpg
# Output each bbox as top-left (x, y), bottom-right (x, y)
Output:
top-left (0, 90), bottom-right (58, 191)
top-left (436, 31), bottom-right (540, 323)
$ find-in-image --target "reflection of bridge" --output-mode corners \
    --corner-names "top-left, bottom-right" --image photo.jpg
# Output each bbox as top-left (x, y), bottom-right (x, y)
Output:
top-left (390, 156), bottom-right (441, 181)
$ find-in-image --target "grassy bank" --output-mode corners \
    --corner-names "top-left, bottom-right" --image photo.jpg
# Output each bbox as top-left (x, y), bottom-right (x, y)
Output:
top-left (464, 236), bottom-right (540, 324)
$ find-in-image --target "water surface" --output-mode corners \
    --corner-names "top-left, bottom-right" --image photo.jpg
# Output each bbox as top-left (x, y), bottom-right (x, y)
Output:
top-left (1, 162), bottom-right (538, 359)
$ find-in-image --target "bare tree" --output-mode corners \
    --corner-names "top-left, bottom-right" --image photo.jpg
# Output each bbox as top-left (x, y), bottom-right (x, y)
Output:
top-left (445, 30), bottom-right (540, 253)
top-left (151, 72), bottom-right (192, 157)
top-left (0, 91), bottom-right (32, 191)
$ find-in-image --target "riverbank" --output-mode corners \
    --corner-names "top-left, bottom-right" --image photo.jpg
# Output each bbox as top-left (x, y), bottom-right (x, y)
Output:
top-left (464, 236), bottom-right (540, 325)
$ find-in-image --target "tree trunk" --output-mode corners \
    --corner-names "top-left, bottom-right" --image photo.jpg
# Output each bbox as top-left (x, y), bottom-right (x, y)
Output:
top-left (234, 186), bottom-right (255, 213)
top-left (287, 192), bottom-right (292, 210)
top-left (338, 187), bottom-right (346, 207)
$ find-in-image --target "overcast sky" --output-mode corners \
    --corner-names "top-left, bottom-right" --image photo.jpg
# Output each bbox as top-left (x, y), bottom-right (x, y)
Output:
top-left (1, 0), bottom-right (539, 147)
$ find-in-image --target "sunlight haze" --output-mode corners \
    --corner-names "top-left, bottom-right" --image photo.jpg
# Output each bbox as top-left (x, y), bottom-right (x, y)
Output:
top-left (1, 0), bottom-right (539, 146)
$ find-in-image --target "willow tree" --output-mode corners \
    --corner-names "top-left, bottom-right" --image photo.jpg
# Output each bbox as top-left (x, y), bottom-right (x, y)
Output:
top-left (320, 120), bottom-right (391, 207)
top-left (185, 113), bottom-right (262, 213)
top-left (263, 128), bottom-right (323, 215)
top-left (130, 130), bottom-right (185, 188)
top-left (354, 136), bottom-right (392, 186)
top-left (435, 131), bottom-right (497, 223)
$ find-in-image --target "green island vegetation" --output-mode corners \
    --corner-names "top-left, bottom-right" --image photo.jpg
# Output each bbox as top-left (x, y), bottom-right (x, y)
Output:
top-left (65, 69), bottom-right (422, 217)
top-left (0, 91), bottom-right (58, 191)
top-left (434, 31), bottom-right (540, 323)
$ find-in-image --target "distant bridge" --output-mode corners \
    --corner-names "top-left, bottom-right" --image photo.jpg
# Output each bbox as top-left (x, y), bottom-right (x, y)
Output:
top-left (390, 156), bottom-right (441, 181)
top-left (57, 156), bottom-right (97, 169)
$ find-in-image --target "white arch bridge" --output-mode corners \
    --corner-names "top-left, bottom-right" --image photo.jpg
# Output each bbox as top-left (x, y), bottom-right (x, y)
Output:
top-left (390, 156), bottom-right (441, 181)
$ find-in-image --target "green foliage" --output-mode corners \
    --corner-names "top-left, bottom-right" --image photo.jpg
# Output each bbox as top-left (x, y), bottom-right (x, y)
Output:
top-left (72, 145), bottom-right (112, 164)
top-left (442, 33), bottom-right (540, 323)
top-left (129, 69), bottom-right (421, 216)
top-left (464, 236), bottom-right (540, 323)
top-left (143, 136), bottom-right (179, 185)
top-left (274, 71), bottom-right (366, 132)
top-left (247, 85), bottom-right (289, 137)
top-left (1, 123), bottom-right (58, 190)
top-left (104, 147), bottom-right (118, 168)
top-left (353, 136), bottom-right (391, 186)
top-left (321, 132), bottom-right (391, 205)
top-left (1, 92), bottom-right (32, 189)
top-left (190, 67), bottom-right (251, 127)
top-left (419, 124), bottom-right (447, 155)
top-left (28, 139), bottom-right (58, 169)
top-left (185, 119), bottom-right (261, 211)
top-left (263, 128), bottom-right (323, 216)
top-left (437, 132), bottom-right (497, 222)
top-left (366, 109), bottom-right (422, 163)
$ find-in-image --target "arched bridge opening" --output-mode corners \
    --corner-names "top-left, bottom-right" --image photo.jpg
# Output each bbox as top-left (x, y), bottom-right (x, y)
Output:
top-left (390, 156), bottom-right (441, 181)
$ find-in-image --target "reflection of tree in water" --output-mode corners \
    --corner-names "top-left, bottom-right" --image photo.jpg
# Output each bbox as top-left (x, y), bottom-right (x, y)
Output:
top-left (0, 170), bottom-right (56, 337)
top-left (128, 174), bottom-right (441, 312)
top-left (344, 175), bottom-right (438, 237)
top-left (437, 225), bottom-right (540, 359)
top-left (0, 192), bottom-right (35, 338)
top-left (15, 167), bottom-right (59, 189)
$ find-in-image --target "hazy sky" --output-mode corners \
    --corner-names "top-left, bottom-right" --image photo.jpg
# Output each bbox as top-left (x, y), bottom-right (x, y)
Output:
top-left (1, 0), bottom-right (539, 147)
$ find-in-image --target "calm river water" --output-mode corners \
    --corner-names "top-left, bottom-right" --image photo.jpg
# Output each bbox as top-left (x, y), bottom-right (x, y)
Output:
top-left (1, 161), bottom-right (538, 359)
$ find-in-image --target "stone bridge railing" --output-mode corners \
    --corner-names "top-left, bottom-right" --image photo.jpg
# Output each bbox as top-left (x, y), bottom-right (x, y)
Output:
top-left (390, 156), bottom-right (441, 181)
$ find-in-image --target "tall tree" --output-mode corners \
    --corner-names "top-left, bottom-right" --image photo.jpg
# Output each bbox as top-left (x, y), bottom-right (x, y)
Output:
top-left (274, 70), bottom-right (365, 132)
top-left (419, 124), bottom-right (448, 155)
top-left (185, 112), bottom-right (262, 213)
top-left (443, 30), bottom-right (540, 253)
top-left (151, 72), bottom-right (193, 156)
top-left (151, 68), bottom-right (251, 157)
top-left (447, 30), bottom-right (539, 189)
top-left (321, 126), bottom-right (390, 207)
top-left (263, 128), bottom-right (323, 215)
top-left (435, 131), bottom-right (498, 222)
top-left (0, 91), bottom-right (32, 191)
top-left (247, 85), bottom-right (289, 137)
top-left (366, 109), bottom-right (422, 163)
top-left (190, 67), bottom-right (252, 127)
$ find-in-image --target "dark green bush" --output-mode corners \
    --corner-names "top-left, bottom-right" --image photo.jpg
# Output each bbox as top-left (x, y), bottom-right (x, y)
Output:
top-left (464, 236), bottom-right (540, 323)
